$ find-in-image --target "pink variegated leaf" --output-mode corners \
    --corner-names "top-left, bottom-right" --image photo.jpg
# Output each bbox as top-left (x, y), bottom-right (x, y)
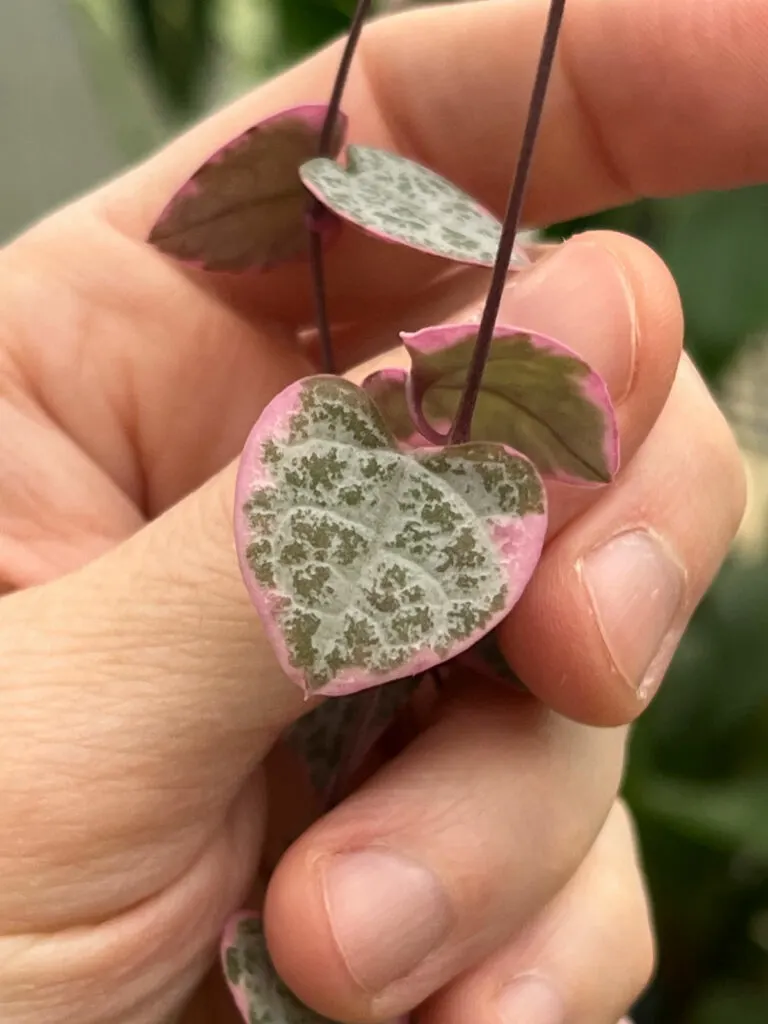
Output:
top-left (300, 146), bottom-right (529, 268)
top-left (149, 104), bottom-right (346, 272)
top-left (234, 376), bottom-right (546, 697)
top-left (365, 325), bottom-right (619, 486)
top-left (222, 914), bottom-right (340, 1024)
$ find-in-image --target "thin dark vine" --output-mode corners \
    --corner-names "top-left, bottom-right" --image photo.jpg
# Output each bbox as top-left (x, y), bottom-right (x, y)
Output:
top-left (309, 0), bottom-right (376, 373)
top-left (449, 0), bottom-right (567, 443)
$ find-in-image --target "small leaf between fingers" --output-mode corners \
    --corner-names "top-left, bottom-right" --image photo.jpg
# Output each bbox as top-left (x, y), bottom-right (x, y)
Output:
top-left (222, 914), bottom-right (338, 1024)
top-left (384, 325), bottom-right (619, 485)
top-left (148, 104), bottom-right (346, 272)
top-left (300, 146), bottom-right (529, 268)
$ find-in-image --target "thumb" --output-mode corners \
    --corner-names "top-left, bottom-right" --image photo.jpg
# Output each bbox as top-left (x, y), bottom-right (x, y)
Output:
top-left (0, 459), bottom-right (304, 922)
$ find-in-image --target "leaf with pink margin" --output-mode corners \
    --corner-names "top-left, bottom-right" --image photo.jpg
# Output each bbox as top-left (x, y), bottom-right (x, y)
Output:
top-left (300, 146), bottom-right (529, 268)
top-left (366, 326), bottom-right (619, 485)
top-left (222, 914), bottom-right (341, 1024)
top-left (360, 367), bottom-right (426, 448)
top-left (234, 375), bottom-right (547, 697)
top-left (148, 104), bottom-right (346, 272)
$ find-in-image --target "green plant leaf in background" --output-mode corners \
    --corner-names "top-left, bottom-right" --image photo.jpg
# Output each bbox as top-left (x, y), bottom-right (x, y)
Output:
top-left (122, 0), bottom-right (218, 116)
top-left (271, 0), bottom-right (351, 66)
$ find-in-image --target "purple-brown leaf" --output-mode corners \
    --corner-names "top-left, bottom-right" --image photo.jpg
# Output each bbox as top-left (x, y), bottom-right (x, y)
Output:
top-left (148, 104), bottom-right (346, 272)
top-left (364, 325), bottom-right (620, 486)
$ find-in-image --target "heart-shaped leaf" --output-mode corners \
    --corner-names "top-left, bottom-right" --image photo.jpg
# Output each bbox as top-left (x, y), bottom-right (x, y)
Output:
top-left (364, 325), bottom-right (619, 485)
top-left (234, 376), bottom-right (546, 696)
top-left (223, 914), bottom-right (338, 1024)
top-left (148, 104), bottom-right (346, 272)
top-left (300, 146), bottom-right (529, 268)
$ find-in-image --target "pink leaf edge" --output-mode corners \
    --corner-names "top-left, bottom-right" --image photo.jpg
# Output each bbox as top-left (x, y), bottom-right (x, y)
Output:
top-left (234, 377), bottom-right (548, 698)
top-left (221, 912), bottom-right (259, 1024)
top-left (300, 149), bottom-right (531, 271)
top-left (401, 323), bottom-right (620, 485)
top-left (363, 324), bottom-right (620, 487)
top-left (149, 103), bottom-right (347, 274)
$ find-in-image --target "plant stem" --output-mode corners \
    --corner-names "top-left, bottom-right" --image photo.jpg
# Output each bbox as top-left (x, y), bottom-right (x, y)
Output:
top-left (309, 0), bottom-right (375, 374)
top-left (449, 0), bottom-right (567, 444)
top-left (309, 227), bottom-right (336, 374)
top-left (319, 0), bottom-right (375, 156)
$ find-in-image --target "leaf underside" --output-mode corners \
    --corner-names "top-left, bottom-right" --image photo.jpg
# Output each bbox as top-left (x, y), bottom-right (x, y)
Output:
top-left (149, 104), bottom-right (346, 272)
top-left (235, 376), bottom-right (546, 695)
top-left (300, 145), bottom-right (528, 268)
top-left (366, 326), bottom-right (619, 485)
top-left (223, 916), bottom-right (339, 1024)
top-left (286, 674), bottom-right (421, 799)
top-left (457, 628), bottom-right (527, 689)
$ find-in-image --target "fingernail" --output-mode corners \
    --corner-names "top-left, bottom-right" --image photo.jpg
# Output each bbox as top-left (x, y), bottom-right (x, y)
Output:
top-left (497, 974), bottom-right (564, 1024)
top-left (497, 240), bottom-right (637, 402)
top-left (323, 849), bottom-right (453, 993)
top-left (580, 529), bottom-right (686, 699)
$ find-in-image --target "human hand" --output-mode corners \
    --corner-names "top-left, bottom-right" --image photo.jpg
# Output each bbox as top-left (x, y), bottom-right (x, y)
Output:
top-left (0, 0), bottom-right (751, 1022)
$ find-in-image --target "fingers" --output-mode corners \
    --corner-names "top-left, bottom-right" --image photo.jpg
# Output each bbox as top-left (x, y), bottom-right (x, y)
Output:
top-left (500, 353), bottom-right (747, 725)
top-left (0, 460), bottom-right (303, 930)
top-left (365, 0), bottom-right (768, 216)
top-left (469, 229), bottom-right (682, 539)
top-left (0, 230), bottom-right (314, 524)
top-left (264, 683), bottom-right (626, 1021)
top-left (97, 0), bottom-right (768, 330)
top-left (0, 226), bottom-right (679, 923)
top-left (351, 227), bottom-right (683, 543)
top-left (421, 802), bottom-right (653, 1024)
top-left (0, 779), bottom-right (264, 1024)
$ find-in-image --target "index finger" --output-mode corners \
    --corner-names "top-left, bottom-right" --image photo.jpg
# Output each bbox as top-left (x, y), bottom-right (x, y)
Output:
top-left (97, 0), bottom-right (768, 329)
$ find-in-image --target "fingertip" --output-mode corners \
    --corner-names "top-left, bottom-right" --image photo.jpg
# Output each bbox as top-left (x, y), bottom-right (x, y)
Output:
top-left (571, 228), bottom-right (684, 421)
top-left (497, 543), bottom-right (636, 728)
top-left (264, 840), bottom-right (370, 1022)
top-left (499, 346), bottom-right (745, 727)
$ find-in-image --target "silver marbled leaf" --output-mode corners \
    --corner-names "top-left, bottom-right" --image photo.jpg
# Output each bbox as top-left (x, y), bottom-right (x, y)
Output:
top-left (234, 377), bottom-right (547, 697)
top-left (300, 146), bottom-right (528, 268)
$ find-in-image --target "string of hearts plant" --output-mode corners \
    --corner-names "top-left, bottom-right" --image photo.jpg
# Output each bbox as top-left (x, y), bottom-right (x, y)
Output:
top-left (148, 1), bottom-right (619, 1021)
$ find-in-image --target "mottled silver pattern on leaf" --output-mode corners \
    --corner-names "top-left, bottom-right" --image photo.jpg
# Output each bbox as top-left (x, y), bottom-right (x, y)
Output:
top-left (225, 917), bottom-right (339, 1024)
top-left (301, 146), bottom-right (527, 267)
top-left (243, 379), bottom-right (544, 692)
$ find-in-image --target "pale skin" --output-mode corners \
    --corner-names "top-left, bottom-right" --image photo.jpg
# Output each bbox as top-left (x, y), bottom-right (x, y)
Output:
top-left (0, 0), bottom-right (756, 1021)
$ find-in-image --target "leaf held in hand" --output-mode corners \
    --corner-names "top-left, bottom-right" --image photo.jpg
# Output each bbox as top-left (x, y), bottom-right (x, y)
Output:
top-left (148, 104), bottom-right (347, 272)
top-left (300, 146), bottom-right (529, 268)
top-left (360, 367), bottom-right (430, 447)
top-left (365, 325), bottom-right (619, 485)
top-left (234, 375), bottom-right (547, 696)
top-left (222, 914), bottom-right (338, 1024)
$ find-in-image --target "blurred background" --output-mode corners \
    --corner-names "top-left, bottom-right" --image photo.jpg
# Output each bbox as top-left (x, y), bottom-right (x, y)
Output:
top-left (2, 1), bottom-right (768, 1021)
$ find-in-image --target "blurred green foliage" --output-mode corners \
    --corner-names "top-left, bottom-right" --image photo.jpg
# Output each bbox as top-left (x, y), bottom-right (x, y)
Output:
top-left (122, 0), bottom-right (217, 114)
top-left (117, 1), bottom-right (768, 1020)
